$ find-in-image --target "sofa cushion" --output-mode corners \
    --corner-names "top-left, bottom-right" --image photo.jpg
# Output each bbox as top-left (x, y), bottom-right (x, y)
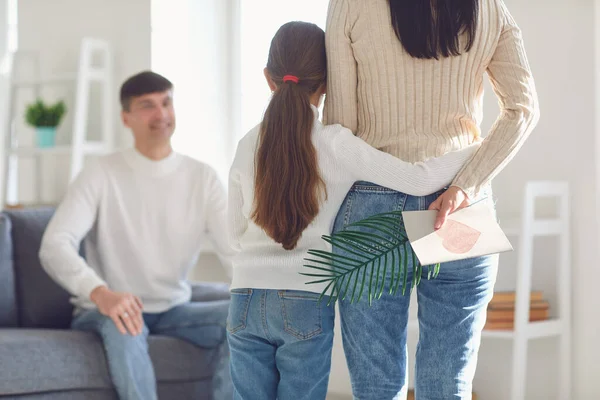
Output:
top-left (7, 382), bottom-right (213, 400)
top-left (0, 389), bottom-right (117, 400)
top-left (0, 329), bottom-right (217, 395)
top-left (0, 214), bottom-right (18, 327)
top-left (190, 281), bottom-right (231, 302)
top-left (4, 208), bottom-right (77, 328)
top-left (4, 382), bottom-right (213, 400)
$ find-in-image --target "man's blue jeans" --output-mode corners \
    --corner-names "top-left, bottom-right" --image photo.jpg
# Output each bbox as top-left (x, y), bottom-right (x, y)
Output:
top-left (71, 300), bottom-right (232, 400)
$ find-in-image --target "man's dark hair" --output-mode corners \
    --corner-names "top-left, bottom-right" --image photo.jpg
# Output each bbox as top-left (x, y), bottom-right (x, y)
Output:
top-left (120, 71), bottom-right (173, 111)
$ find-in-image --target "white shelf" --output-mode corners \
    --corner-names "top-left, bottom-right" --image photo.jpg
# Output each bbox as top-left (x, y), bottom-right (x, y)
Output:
top-left (492, 182), bottom-right (571, 399)
top-left (523, 319), bottom-right (564, 339)
top-left (87, 68), bottom-right (108, 81)
top-left (11, 73), bottom-right (78, 87)
top-left (408, 318), bottom-right (564, 339)
top-left (4, 38), bottom-right (115, 205)
top-left (499, 218), bottom-right (521, 236)
top-left (8, 142), bottom-right (110, 157)
top-left (12, 69), bottom-right (111, 87)
top-left (390, 185), bottom-right (570, 400)
top-left (500, 217), bottom-right (564, 237)
top-left (200, 240), bottom-right (216, 255)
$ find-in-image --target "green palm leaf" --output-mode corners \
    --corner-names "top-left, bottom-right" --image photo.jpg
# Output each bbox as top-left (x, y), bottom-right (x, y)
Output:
top-left (301, 211), bottom-right (440, 305)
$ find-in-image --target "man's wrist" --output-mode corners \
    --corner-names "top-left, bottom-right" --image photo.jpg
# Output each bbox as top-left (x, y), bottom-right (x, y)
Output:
top-left (89, 285), bottom-right (109, 303)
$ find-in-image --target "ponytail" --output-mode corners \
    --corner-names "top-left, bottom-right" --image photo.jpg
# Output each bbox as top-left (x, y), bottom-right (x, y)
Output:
top-left (251, 22), bottom-right (327, 250)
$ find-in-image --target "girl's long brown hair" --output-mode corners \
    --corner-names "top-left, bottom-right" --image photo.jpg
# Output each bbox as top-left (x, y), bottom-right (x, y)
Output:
top-left (251, 21), bottom-right (327, 250)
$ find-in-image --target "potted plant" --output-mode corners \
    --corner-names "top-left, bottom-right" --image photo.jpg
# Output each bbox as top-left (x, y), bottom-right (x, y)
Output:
top-left (25, 99), bottom-right (67, 148)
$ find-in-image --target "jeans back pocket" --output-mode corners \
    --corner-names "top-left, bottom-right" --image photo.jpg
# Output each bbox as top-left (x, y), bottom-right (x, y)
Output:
top-left (279, 290), bottom-right (323, 340)
top-left (227, 288), bottom-right (252, 334)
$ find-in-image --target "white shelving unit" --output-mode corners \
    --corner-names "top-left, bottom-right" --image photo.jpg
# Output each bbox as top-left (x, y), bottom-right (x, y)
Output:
top-left (3, 37), bottom-right (114, 205)
top-left (409, 181), bottom-right (571, 400)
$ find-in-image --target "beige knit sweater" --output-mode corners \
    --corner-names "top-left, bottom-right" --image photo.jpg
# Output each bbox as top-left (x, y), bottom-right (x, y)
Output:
top-left (324, 0), bottom-right (539, 197)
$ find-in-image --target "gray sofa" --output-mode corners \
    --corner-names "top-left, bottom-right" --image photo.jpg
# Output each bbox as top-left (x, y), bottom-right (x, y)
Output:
top-left (0, 207), bottom-right (231, 399)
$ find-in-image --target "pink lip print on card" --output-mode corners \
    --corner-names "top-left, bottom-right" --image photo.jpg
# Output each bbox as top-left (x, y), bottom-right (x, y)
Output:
top-left (435, 220), bottom-right (481, 254)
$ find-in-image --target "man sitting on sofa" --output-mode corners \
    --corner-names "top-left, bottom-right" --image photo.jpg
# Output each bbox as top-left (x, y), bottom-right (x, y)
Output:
top-left (39, 71), bottom-right (233, 400)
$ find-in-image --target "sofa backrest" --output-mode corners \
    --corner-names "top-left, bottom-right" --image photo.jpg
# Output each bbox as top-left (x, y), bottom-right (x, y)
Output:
top-left (0, 214), bottom-right (18, 327)
top-left (3, 208), bottom-right (76, 329)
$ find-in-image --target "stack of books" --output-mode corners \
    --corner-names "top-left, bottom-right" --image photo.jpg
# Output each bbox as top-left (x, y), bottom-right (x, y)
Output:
top-left (485, 291), bottom-right (550, 330)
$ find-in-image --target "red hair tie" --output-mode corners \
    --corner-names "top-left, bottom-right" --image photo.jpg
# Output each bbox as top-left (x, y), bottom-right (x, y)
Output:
top-left (283, 75), bottom-right (299, 84)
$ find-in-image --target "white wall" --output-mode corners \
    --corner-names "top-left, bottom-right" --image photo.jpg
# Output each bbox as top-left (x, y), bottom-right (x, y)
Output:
top-left (474, 0), bottom-right (599, 399)
top-left (17, 0), bottom-right (151, 100)
top-left (11, 0), bottom-right (151, 203)
top-left (0, 0), bottom-right (14, 204)
top-left (151, 0), bottom-right (238, 184)
top-left (0, 0), bottom-right (7, 67)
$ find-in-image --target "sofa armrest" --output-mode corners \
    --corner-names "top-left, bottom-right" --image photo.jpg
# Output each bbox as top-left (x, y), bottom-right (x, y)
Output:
top-left (190, 282), bottom-right (230, 302)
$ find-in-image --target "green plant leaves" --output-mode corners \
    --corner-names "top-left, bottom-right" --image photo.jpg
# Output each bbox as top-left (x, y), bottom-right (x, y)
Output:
top-left (302, 211), bottom-right (440, 305)
top-left (25, 99), bottom-right (67, 127)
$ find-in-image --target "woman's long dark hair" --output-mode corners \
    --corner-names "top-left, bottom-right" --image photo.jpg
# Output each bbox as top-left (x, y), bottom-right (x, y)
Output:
top-left (251, 22), bottom-right (327, 250)
top-left (388, 0), bottom-right (479, 59)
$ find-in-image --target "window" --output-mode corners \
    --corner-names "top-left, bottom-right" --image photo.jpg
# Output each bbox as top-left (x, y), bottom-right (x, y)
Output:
top-left (239, 1), bottom-right (328, 137)
top-left (151, 0), bottom-right (232, 182)
top-left (0, 0), bottom-right (18, 74)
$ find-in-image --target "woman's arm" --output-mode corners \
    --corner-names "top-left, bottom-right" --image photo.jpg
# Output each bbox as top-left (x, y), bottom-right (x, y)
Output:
top-left (323, 0), bottom-right (359, 131)
top-left (452, 2), bottom-right (540, 198)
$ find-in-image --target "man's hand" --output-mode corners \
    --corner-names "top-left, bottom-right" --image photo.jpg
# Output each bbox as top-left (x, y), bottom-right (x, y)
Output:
top-left (428, 186), bottom-right (470, 230)
top-left (90, 286), bottom-right (144, 336)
